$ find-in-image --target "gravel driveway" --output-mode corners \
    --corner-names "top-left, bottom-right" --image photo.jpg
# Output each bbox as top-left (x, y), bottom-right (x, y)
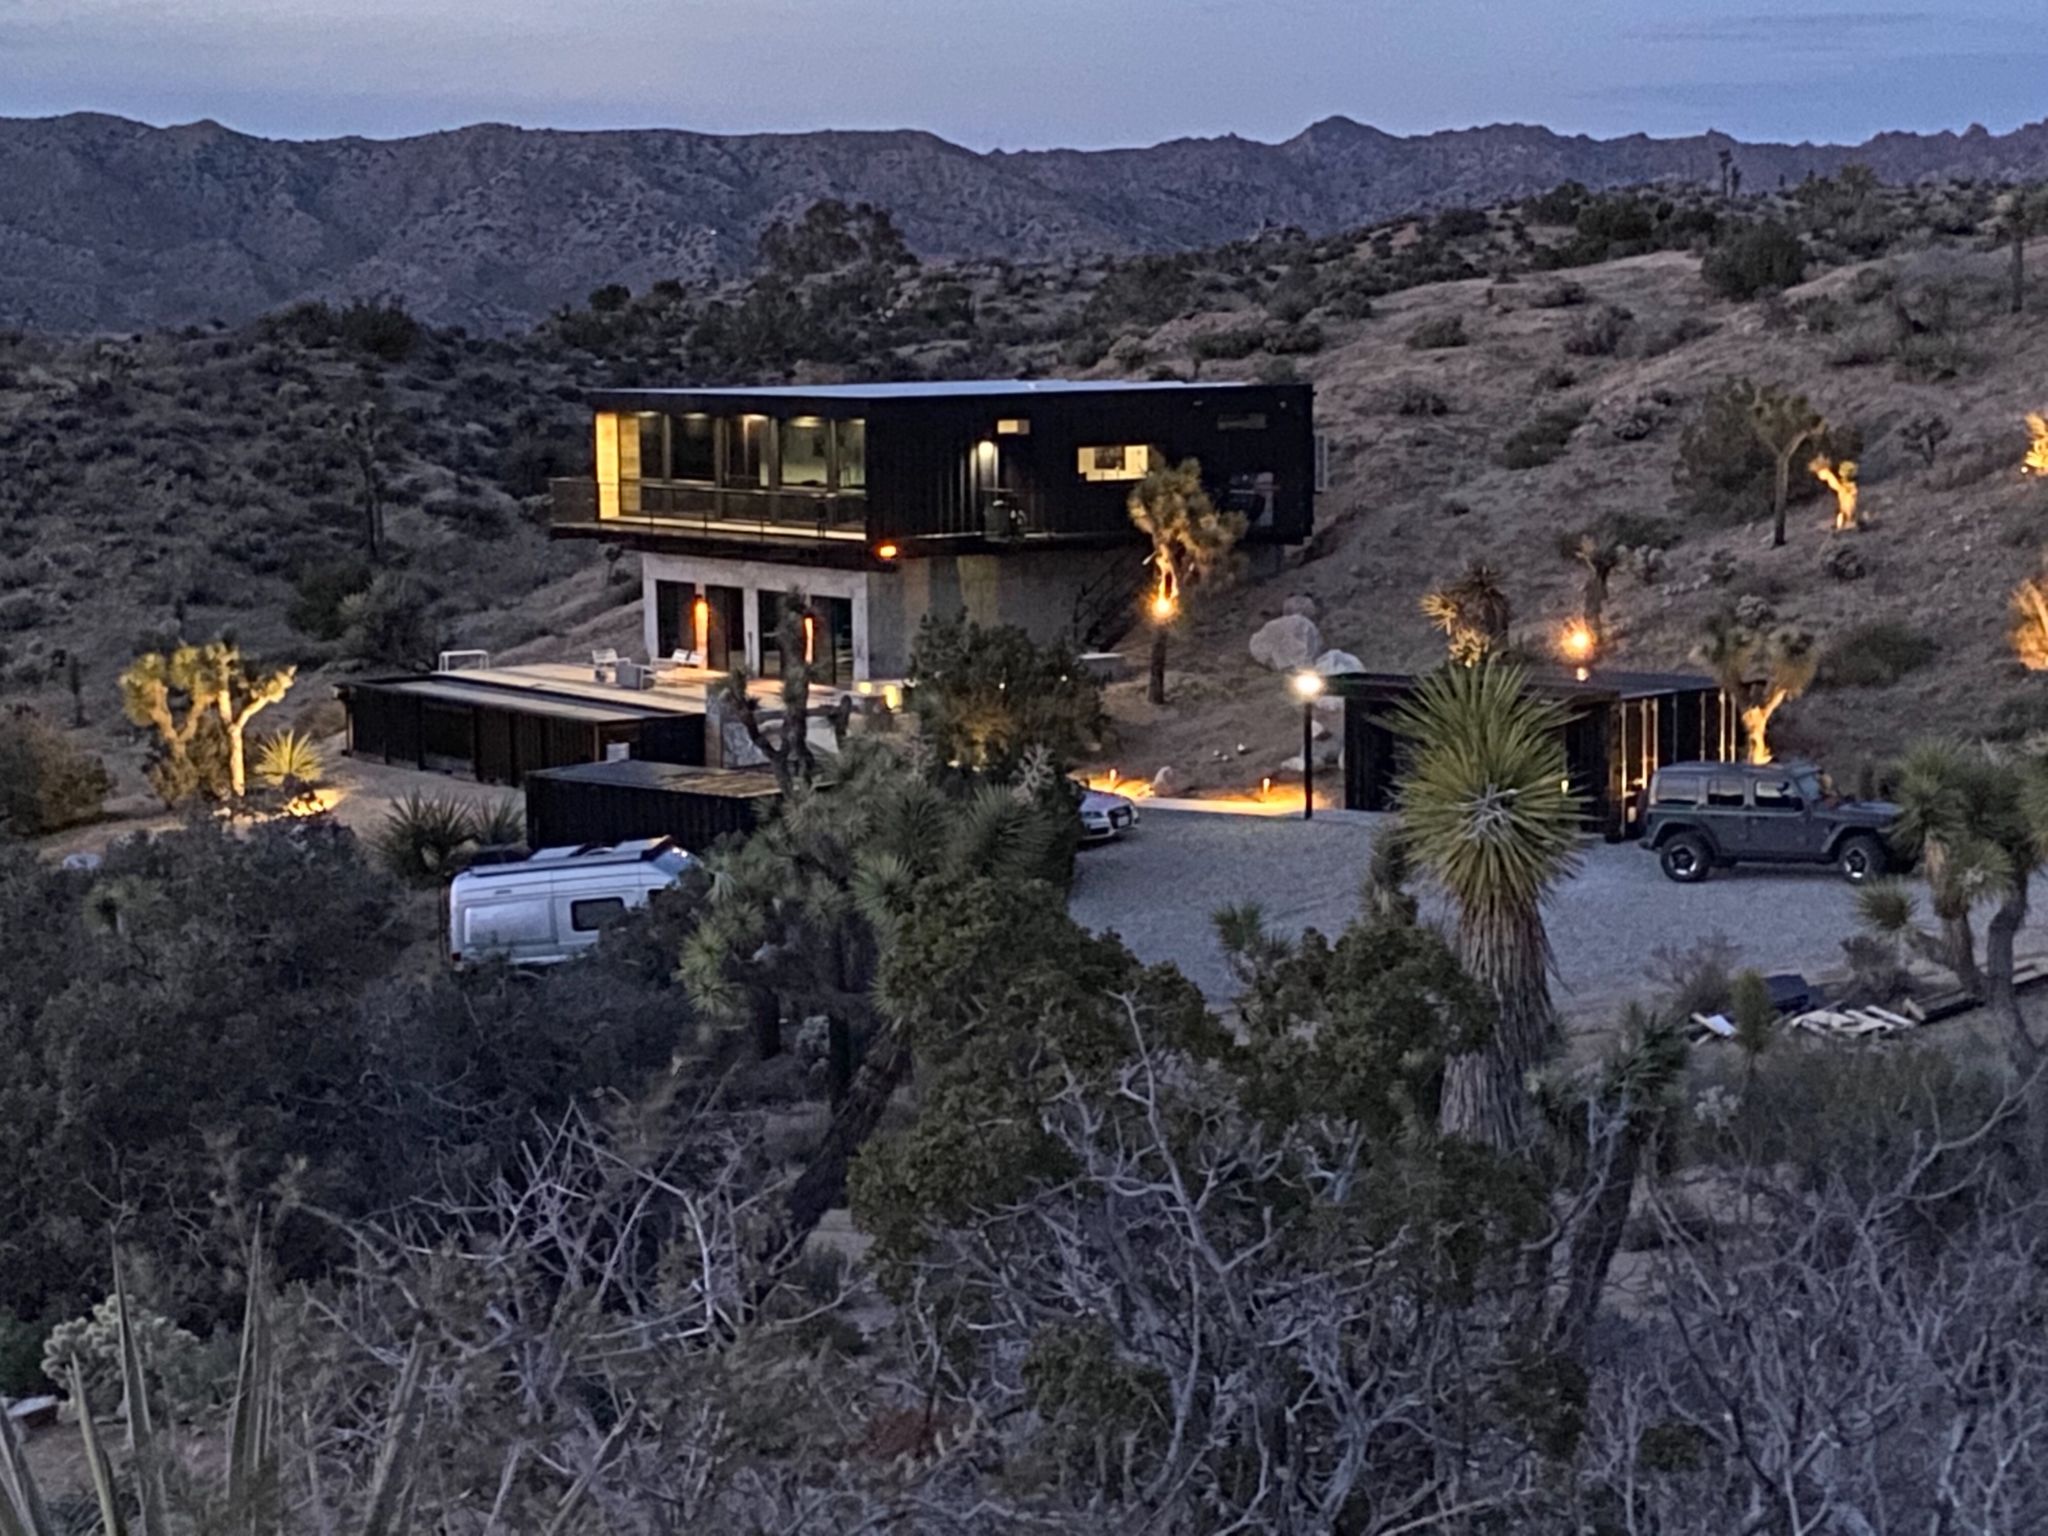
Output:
top-left (1068, 806), bottom-right (2048, 1021)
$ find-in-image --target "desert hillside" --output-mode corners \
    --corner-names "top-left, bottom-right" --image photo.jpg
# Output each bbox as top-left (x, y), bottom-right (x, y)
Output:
top-left (5, 110), bottom-right (2048, 330)
top-left (4, 169), bottom-right (2048, 809)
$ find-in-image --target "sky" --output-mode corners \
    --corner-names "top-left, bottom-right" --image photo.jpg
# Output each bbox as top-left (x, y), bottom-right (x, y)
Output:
top-left (0, 0), bottom-right (2043, 150)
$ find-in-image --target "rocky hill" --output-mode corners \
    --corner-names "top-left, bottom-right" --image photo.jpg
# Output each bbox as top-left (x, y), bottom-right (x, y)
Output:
top-left (5, 168), bottom-right (2048, 814)
top-left (6, 111), bottom-right (2048, 332)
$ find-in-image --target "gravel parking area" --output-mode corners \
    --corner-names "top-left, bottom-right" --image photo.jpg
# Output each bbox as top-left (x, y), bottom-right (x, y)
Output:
top-left (1069, 806), bottom-right (2048, 1021)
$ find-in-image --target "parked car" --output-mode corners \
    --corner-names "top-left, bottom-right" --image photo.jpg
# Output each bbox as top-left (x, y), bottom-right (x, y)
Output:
top-left (1071, 779), bottom-right (1141, 844)
top-left (1642, 761), bottom-right (1899, 884)
top-left (448, 837), bottom-right (694, 966)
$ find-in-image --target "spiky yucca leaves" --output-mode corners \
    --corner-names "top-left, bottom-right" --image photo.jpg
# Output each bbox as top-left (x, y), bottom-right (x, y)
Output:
top-left (1420, 561), bottom-right (1512, 667)
top-left (252, 728), bottom-right (325, 789)
top-left (1394, 663), bottom-right (1581, 1152)
top-left (373, 791), bottom-right (511, 886)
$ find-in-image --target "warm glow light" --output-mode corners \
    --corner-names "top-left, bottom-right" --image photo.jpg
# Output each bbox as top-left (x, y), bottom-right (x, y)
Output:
top-left (1574, 666), bottom-right (1591, 683)
top-left (1810, 454), bottom-right (1860, 530)
top-left (1260, 776), bottom-right (1273, 801)
top-left (2025, 414), bottom-right (2048, 479)
top-left (691, 595), bottom-right (709, 657)
top-left (1291, 670), bottom-right (1326, 700)
top-left (1083, 769), bottom-right (1153, 800)
top-left (1558, 619), bottom-right (1597, 667)
top-left (802, 614), bottom-right (817, 664)
top-left (882, 683), bottom-right (903, 710)
top-left (875, 542), bottom-right (900, 561)
top-left (1149, 556), bottom-right (1180, 623)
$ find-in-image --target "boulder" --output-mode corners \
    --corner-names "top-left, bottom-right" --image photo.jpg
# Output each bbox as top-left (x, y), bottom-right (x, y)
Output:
top-left (1280, 742), bottom-right (1342, 774)
top-left (1313, 649), bottom-right (1365, 676)
top-left (1281, 593), bottom-right (1319, 620)
top-left (1151, 765), bottom-right (1184, 797)
top-left (1249, 614), bottom-right (1323, 672)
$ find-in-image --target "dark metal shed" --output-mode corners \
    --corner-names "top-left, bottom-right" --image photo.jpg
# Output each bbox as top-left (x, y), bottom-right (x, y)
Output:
top-left (339, 675), bottom-right (706, 787)
top-left (1332, 668), bottom-right (1738, 841)
top-left (524, 760), bottom-right (781, 852)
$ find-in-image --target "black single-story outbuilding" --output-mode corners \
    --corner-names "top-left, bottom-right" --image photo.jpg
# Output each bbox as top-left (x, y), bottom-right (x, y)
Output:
top-left (338, 674), bottom-right (706, 787)
top-left (1329, 668), bottom-right (1739, 841)
top-left (524, 760), bottom-right (780, 852)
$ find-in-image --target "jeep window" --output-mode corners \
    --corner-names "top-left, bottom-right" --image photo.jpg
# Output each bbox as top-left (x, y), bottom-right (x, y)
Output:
top-left (1706, 777), bottom-right (1745, 808)
top-left (1652, 774), bottom-right (1702, 806)
top-left (1795, 769), bottom-right (1828, 804)
top-left (1753, 777), bottom-right (1803, 812)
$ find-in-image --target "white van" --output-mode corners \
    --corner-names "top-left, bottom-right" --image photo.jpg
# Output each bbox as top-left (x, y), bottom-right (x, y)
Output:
top-left (447, 838), bottom-right (695, 967)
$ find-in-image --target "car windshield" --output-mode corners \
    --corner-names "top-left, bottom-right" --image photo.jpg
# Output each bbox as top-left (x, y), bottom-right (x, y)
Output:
top-left (1797, 769), bottom-right (1831, 802)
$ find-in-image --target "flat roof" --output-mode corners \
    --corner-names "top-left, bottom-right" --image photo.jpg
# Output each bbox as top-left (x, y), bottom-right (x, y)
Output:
top-left (592, 378), bottom-right (1281, 405)
top-left (339, 674), bottom-right (699, 725)
top-left (524, 760), bottom-right (782, 798)
top-left (1326, 667), bottom-right (1721, 703)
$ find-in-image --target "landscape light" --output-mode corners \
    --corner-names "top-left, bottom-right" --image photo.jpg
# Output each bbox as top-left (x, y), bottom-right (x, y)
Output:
top-left (692, 594), bottom-right (710, 657)
top-left (1559, 619), bottom-right (1596, 666)
top-left (1291, 670), bottom-right (1325, 701)
top-left (2025, 413), bottom-right (2048, 478)
top-left (875, 541), bottom-right (900, 560)
top-left (1151, 589), bottom-right (1177, 622)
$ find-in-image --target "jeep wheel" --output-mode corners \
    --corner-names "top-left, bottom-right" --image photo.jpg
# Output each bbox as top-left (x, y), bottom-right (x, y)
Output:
top-left (1836, 833), bottom-right (1886, 884)
top-left (1659, 834), bottom-right (1712, 884)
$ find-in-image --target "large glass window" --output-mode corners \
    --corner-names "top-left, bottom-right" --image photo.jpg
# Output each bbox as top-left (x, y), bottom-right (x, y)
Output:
top-left (634, 413), bottom-right (665, 480)
top-left (725, 416), bottom-right (770, 489)
top-left (836, 419), bottom-right (867, 491)
top-left (671, 413), bottom-right (715, 481)
top-left (781, 417), bottom-right (831, 488)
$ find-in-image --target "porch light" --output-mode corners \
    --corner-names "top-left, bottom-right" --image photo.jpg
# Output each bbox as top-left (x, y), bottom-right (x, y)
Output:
top-left (1559, 618), bottom-right (1596, 666)
top-left (692, 595), bottom-right (710, 657)
top-left (875, 541), bottom-right (900, 561)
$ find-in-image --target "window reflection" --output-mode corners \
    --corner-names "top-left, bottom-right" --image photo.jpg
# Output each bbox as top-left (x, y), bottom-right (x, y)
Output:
top-left (781, 417), bottom-right (830, 488)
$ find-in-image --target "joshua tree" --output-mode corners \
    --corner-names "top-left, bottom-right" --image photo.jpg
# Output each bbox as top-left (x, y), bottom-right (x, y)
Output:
top-left (120, 642), bottom-right (296, 802)
top-left (1421, 561), bottom-right (1513, 666)
top-left (2012, 560), bottom-right (2048, 672)
top-left (1393, 663), bottom-right (1581, 1152)
top-left (1746, 382), bottom-right (1828, 548)
top-left (1999, 188), bottom-right (2048, 315)
top-left (1693, 612), bottom-right (1816, 765)
top-left (341, 403), bottom-right (387, 561)
top-left (1556, 529), bottom-right (1622, 635)
top-left (1126, 458), bottom-right (1245, 704)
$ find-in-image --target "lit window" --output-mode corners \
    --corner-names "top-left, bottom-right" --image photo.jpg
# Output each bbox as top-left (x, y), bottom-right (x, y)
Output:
top-left (780, 417), bottom-right (830, 488)
top-left (1076, 444), bottom-right (1154, 482)
top-left (996, 418), bottom-right (1031, 436)
top-left (837, 419), bottom-right (867, 491)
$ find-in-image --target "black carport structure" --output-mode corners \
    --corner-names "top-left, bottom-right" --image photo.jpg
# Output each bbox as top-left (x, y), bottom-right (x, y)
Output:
top-left (524, 760), bottom-right (780, 852)
top-left (338, 675), bottom-right (706, 787)
top-left (1331, 668), bottom-right (1738, 841)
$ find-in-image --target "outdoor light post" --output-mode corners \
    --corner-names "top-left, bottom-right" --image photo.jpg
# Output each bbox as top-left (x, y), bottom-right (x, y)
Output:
top-left (1291, 670), bottom-right (1325, 821)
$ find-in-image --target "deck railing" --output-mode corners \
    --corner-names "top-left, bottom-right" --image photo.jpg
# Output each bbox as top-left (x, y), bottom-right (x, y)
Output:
top-left (550, 478), bottom-right (867, 542)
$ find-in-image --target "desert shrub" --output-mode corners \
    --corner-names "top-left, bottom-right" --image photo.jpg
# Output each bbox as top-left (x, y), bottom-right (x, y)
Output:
top-left (1500, 400), bottom-right (1590, 469)
top-left (1254, 358), bottom-right (1302, 385)
top-left (1533, 363), bottom-right (1579, 392)
top-left (375, 790), bottom-right (500, 886)
top-left (498, 426), bottom-right (585, 498)
top-left (1433, 207), bottom-right (1491, 240)
top-left (1817, 621), bottom-right (1938, 689)
top-left (1672, 378), bottom-right (1855, 524)
top-left (587, 282), bottom-right (632, 312)
top-left (1266, 322), bottom-right (1325, 356)
top-left (337, 572), bottom-right (434, 668)
top-left (1648, 932), bottom-right (1739, 1019)
top-left (1406, 314), bottom-right (1469, 350)
top-left (43, 1293), bottom-right (209, 1416)
top-left (1562, 305), bottom-right (1630, 357)
top-left (1825, 320), bottom-right (1893, 368)
top-left (1631, 315), bottom-right (1718, 357)
top-left (0, 590), bottom-right (46, 631)
top-left (0, 709), bottom-right (113, 835)
top-left (1527, 279), bottom-right (1588, 309)
top-left (288, 556), bottom-right (376, 640)
top-left (335, 298), bottom-right (422, 362)
top-left (1702, 221), bottom-right (1808, 300)
top-left (1893, 329), bottom-right (1970, 383)
top-left (1522, 181), bottom-right (1590, 226)
top-left (1190, 325), bottom-right (1266, 362)
top-left (1082, 255), bottom-right (1195, 331)
top-left (1393, 383), bottom-right (1450, 416)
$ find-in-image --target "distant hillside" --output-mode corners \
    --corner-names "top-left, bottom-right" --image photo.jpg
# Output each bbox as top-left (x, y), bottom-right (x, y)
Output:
top-left (5, 112), bottom-right (2048, 332)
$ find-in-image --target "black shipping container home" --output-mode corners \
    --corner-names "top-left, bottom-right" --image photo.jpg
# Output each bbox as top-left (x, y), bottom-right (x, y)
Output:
top-left (1333, 669), bottom-right (1738, 841)
top-left (549, 379), bottom-right (1319, 681)
top-left (338, 675), bottom-right (706, 787)
top-left (524, 761), bottom-right (780, 852)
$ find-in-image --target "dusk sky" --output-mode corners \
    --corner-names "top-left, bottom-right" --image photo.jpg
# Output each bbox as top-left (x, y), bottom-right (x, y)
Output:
top-left (1, 1), bottom-right (2043, 149)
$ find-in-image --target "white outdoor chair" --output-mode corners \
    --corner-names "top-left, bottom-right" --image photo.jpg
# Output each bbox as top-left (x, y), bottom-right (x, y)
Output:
top-left (591, 646), bottom-right (620, 681)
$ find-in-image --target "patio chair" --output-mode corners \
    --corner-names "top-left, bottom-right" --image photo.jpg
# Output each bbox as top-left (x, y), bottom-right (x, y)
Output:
top-left (591, 646), bottom-right (619, 681)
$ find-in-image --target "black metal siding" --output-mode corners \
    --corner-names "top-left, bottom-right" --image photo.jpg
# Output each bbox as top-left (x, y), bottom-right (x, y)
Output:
top-left (525, 777), bottom-right (769, 852)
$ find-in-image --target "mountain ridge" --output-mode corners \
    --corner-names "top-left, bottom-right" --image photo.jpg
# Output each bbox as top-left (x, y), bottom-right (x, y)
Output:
top-left (5, 110), bottom-right (2047, 332)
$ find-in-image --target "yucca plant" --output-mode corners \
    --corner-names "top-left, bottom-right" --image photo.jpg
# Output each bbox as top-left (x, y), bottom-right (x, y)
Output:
top-left (373, 790), bottom-right (483, 888)
top-left (1394, 662), bottom-right (1581, 1152)
top-left (0, 1239), bottom-right (444, 1536)
top-left (252, 729), bottom-right (325, 790)
top-left (469, 796), bottom-right (525, 849)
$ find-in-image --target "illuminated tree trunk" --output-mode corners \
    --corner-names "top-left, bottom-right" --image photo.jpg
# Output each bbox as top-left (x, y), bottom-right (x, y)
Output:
top-left (1148, 628), bottom-right (1169, 706)
top-left (1741, 688), bottom-right (1787, 765)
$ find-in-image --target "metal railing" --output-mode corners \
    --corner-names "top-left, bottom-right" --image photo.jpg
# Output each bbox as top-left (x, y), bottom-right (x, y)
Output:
top-left (550, 478), bottom-right (867, 542)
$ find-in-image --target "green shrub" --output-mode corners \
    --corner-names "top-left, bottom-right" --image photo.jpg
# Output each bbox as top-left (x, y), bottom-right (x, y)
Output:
top-left (1817, 621), bottom-right (1938, 689)
top-left (288, 556), bottom-right (375, 640)
top-left (1672, 377), bottom-right (1856, 524)
top-left (0, 709), bottom-right (113, 835)
top-left (1433, 207), bottom-right (1491, 240)
top-left (1527, 279), bottom-right (1588, 309)
top-left (1394, 382), bottom-right (1450, 416)
top-left (1500, 401), bottom-right (1590, 469)
top-left (1406, 314), bottom-right (1469, 350)
top-left (337, 572), bottom-right (435, 668)
top-left (253, 728), bottom-right (325, 789)
top-left (1702, 221), bottom-right (1808, 300)
top-left (1266, 322), bottom-right (1325, 356)
top-left (43, 1292), bottom-right (209, 1416)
